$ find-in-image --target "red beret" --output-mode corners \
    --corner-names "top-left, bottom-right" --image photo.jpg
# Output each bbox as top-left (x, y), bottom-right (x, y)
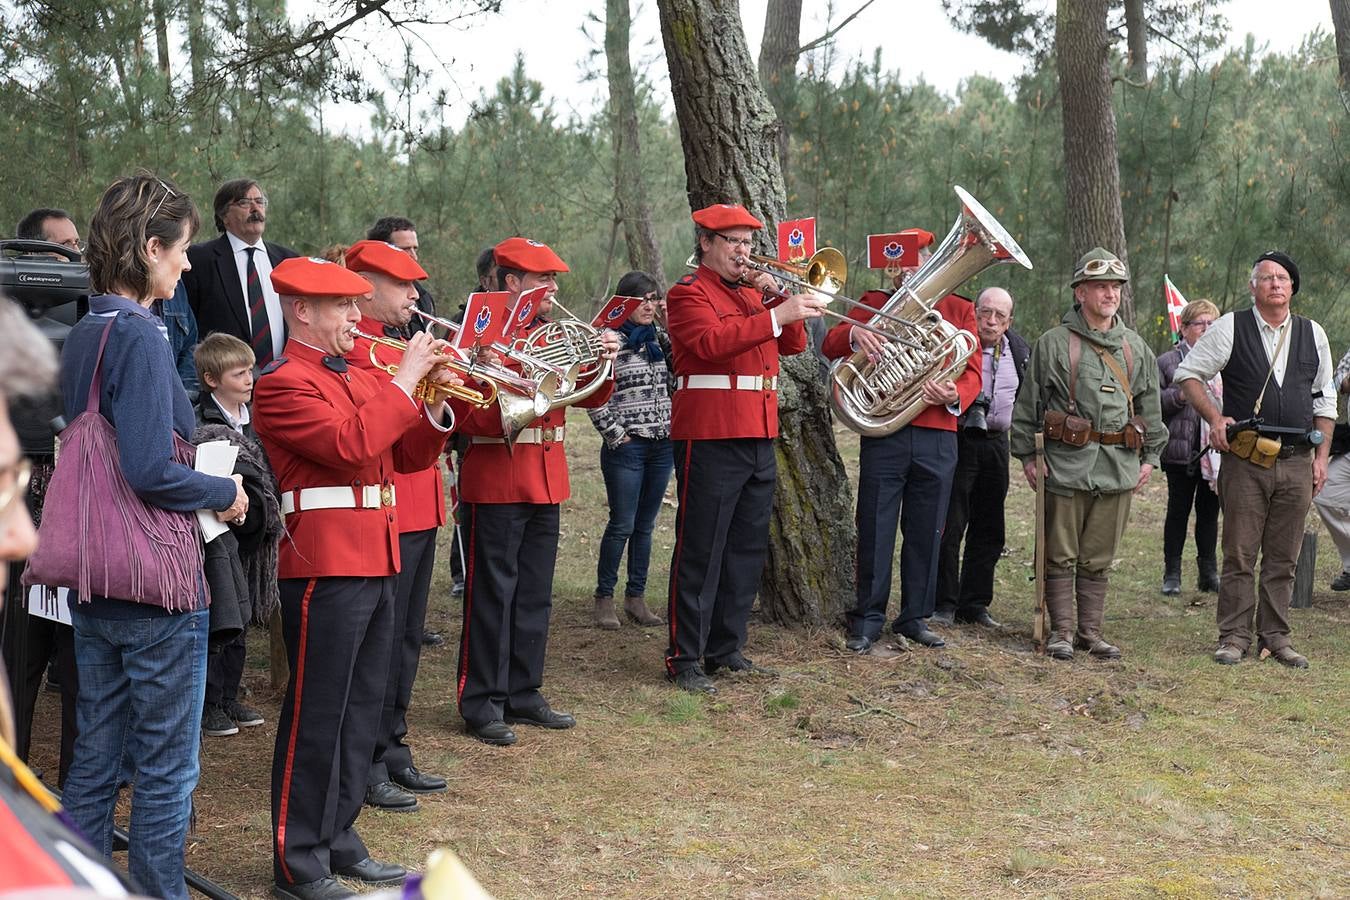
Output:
top-left (270, 257), bottom-right (373, 298)
top-left (344, 240), bottom-right (428, 281)
top-left (900, 228), bottom-right (935, 249)
top-left (493, 237), bottom-right (570, 274)
top-left (691, 204), bottom-right (763, 231)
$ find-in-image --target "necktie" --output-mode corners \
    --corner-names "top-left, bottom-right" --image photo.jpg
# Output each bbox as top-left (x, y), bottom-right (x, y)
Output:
top-left (245, 247), bottom-right (272, 367)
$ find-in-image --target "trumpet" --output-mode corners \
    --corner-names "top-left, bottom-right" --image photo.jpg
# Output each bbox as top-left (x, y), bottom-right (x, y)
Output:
top-left (412, 308), bottom-right (581, 396)
top-left (352, 328), bottom-right (555, 446)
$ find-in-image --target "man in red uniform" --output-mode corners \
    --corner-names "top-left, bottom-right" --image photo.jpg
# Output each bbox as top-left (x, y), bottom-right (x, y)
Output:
top-left (822, 229), bottom-right (982, 655)
top-left (454, 237), bottom-right (619, 746)
top-left (344, 240), bottom-right (454, 812)
top-left (664, 204), bottom-right (827, 695)
top-left (254, 257), bottom-right (458, 900)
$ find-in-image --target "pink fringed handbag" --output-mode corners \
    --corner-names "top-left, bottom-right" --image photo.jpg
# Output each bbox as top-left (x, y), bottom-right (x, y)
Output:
top-left (22, 319), bottom-right (206, 610)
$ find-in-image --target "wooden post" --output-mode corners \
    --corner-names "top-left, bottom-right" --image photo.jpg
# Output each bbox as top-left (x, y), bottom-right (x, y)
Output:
top-left (1034, 433), bottom-right (1047, 652)
top-left (1291, 531), bottom-right (1317, 609)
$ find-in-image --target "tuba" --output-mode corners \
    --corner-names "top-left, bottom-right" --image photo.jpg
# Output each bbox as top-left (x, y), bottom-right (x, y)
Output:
top-left (829, 186), bottom-right (1033, 436)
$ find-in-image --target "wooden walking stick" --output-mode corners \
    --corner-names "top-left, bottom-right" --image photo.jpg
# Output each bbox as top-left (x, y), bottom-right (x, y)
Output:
top-left (1033, 431), bottom-right (1047, 653)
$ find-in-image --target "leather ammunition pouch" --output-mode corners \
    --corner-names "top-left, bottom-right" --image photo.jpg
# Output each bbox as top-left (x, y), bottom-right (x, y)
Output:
top-left (1043, 409), bottom-right (1093, 447)
top-left (1228, 429), bottom-right (1280, 469)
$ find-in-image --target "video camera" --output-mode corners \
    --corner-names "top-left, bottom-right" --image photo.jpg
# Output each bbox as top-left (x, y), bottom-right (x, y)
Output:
top-left (0, 239), bottom-right (90, 320)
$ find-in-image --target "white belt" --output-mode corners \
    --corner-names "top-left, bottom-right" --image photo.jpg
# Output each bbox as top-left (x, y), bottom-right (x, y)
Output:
top-left (281, 484), bottom-right (395, 516)
top-left (676, 375), bottom-right (778, 391)
top-left (471, 425), bottom-right (566, 445)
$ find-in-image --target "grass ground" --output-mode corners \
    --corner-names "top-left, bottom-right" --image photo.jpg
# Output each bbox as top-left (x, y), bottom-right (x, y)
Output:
top-left (26, 408), bottom-right (1350, 898)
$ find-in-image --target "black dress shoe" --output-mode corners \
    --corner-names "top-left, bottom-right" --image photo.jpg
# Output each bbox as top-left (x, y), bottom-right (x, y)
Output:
top-left (390, 765), bottom-right (448, 794)
top-left (465, 720), bottom-right (517, 746)
top-left (955, 610), bottom-right (1002, 627)
top-left (898, 626), bottom-right (946, 648)
top-left (705, 653), bottom-right (778, 677)
top-left (505, 704), bottom-right (576, 729)
top-left (845, 634), bottom-right (872, 653)
top-left (670, 668), bottom-right (718, 695)
top-left (334, 857), bottom-right (407, 885)
top-left (929, 608), bottom-right (956, 626)
top-left (421, 630), bottom-right (445, 647)
top-left (274, 876), bottom-right (357, 899)
top-left (364, 781), bottom-right (419, 812)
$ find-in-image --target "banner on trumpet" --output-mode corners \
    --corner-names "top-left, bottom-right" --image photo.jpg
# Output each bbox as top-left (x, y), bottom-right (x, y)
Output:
top-left (506, 284), bottom-right (550, 338)
top-left (777, 217), bottom-right (815, 264)
top-left (590, 294), bottom-right (644, 330)
top-left (452, 290), bottom-right (511, 351)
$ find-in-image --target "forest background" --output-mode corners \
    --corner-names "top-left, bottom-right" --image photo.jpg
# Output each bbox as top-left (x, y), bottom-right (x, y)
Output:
top-left (1, 0), bottom-right (1348, 352)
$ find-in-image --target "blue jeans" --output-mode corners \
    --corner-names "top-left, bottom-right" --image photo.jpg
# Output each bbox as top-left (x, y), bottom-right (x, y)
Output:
top-left (596, 437), bottom-right (674, 598)
top-left (63, 607), bottom-right (209, 900)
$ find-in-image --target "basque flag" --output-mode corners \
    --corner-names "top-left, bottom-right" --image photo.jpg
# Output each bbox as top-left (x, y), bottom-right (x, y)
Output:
top-left (591, 294), bottom-right (645, 330)
top-left (1163, 274), bottom-right (1187, 340)
top-left (777, 217), bottom-right (815, 264)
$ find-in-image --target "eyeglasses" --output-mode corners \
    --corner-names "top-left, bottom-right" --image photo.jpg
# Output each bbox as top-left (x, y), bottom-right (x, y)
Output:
top-left (716, 234), bottom-right (753, 250)
top-left (149, 180), bottom-right (177, 220)
top-left (1184, 318), bottom-right (1215, 329)
top-left (1077, 257), bottom-right (1128, 279)
top-left (230, 196), bottom-right (269, 210)
top-left (58, 238), bottom-right (86, 253)
top-left (0, 458), bottom-right (33, 521)
top-left (976, 309), bottom-right (1010, 322)
top-left (1255, 273), bottom-right (1291, 285)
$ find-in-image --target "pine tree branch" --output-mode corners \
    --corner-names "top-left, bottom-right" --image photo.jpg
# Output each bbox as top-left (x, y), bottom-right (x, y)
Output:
top-left (796, 0), bottom-right (878, 57)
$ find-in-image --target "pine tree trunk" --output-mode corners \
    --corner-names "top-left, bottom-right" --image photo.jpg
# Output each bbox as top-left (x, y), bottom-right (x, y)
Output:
top-left (1056, 0), bottom-right (1134, 325)
top-left (605, 0), bottom-right (666, 284)
top-left (1123, 0), bottom-right (1148, 84)
top-left (656, 0), bottom-right (854, 627)
top-left (757, 0), bottom-right (802, 184)
top-left (153, 0), bottom-right (172, 95)
top-left (186, 0), bottom-right (207, 91)
top-left (1332, 0), bottom-right (1350, 114)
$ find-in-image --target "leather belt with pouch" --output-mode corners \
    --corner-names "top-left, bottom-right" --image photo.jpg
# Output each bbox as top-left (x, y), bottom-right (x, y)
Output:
top-left (1042, 410), bottom-right (1147, 451)
top-left (1227, 429), bottom-right (1281, 469)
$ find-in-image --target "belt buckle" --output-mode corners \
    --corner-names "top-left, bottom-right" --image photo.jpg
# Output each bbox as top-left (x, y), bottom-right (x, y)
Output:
top-left (380, 484), bottom-right (394, 507)
top-left (542, 426), bottom-right (557, 442)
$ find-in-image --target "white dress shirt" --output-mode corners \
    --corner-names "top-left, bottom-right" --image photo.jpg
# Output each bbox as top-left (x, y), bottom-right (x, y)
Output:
top-left (1174, 306), bottom-right (1336, 420)
top-left (227, 231), bottom-right (284, 362)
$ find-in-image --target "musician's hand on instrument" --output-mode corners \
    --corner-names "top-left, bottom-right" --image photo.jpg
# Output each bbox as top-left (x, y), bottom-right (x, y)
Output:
top-left (1134, 463), bottom-right (1154, 493)
top-left (921, 379), bottom-right (959, 407)
top-left (216, 474), bottom-right (248, 524)
top-left (749, 271), bottom-right (778, 294)
top-left (598, 329), bottom-right (621, 361)
top-left (775, 292), bottom-right (827, 325)
top-left (850, 325), bottom-right (887, 359)
top-left (427, 366), bottom-right (465, 388)
top-left (392, 332), bottom-right (443, 393)
top-left (1207, 415), bottom-right (1235, 453)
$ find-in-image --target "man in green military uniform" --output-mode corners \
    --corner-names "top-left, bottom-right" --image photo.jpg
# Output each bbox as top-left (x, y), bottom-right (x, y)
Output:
top-left (1010, 248), bottom-right (1166, 660)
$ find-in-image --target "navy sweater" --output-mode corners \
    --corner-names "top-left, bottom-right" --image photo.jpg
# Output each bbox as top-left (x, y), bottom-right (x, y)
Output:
top-left (60, 294), bottom-right (237, 616)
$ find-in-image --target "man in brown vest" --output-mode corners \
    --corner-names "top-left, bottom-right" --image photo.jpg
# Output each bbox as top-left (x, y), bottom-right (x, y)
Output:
top-left (1174, 251), bottom-right (1334, 668)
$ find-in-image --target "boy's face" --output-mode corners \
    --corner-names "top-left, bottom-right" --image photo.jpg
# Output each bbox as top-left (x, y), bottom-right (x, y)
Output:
top-left (210, 364), bottom-right (254, 411)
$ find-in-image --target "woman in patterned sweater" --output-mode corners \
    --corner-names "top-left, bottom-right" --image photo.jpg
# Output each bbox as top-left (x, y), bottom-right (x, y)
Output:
top-left (587, 271), bottom-right (675, 629)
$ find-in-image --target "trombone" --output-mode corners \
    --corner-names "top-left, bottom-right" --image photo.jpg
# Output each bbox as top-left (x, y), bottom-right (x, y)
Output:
top-left (352, 328), bottom-right (555, 446)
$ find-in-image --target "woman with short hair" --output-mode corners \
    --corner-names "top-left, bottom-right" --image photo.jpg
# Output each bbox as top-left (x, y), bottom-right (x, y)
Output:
top-left (57, 173), bottom-right (246, 900)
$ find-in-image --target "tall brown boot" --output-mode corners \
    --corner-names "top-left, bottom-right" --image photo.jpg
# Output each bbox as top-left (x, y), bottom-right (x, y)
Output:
top-left (1074, 573), bottom-right (1121, 659)
top-left (1044, 574), bottom-right (1076, 660)
top-left (594, 594), bottom-right (620, 630)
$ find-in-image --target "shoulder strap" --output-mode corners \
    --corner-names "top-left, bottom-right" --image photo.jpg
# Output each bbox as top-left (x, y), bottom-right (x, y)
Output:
top-left (85, 318), bottom-right (118, 415)
top-left (1067, 330), bottom-right (1081, 415)
top-left (1253, 317), bottom-right (1291, 418)
top-left (1121, 336), bottom-right (1134, 381)
top-left (1089, 342), bottom-right (1136, 417)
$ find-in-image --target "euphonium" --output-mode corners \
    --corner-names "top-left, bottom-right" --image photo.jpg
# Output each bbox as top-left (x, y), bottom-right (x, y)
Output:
top-left (352, 329), bottom-right (554, 447)
top-left (829, 186), bottom-right (1033, 436)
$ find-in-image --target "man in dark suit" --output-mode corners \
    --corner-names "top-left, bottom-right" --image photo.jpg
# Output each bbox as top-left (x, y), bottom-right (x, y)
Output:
top-left (181, 179), bottom-right (297, 368)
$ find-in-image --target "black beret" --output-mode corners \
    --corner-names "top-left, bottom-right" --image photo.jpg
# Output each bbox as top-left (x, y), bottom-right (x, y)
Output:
top-left (1254, 250), bottom-right (1299, 296)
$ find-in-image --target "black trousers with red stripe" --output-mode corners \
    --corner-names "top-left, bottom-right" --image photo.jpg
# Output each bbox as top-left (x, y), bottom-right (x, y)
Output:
top-left (369, 528), bottom-right (437, 786)
top-left (456, 502), bottom-right (560, 727)
top-left (665, 438), bottom-right (776, 675)
top-left (272, 575), bottom-right (395, 886)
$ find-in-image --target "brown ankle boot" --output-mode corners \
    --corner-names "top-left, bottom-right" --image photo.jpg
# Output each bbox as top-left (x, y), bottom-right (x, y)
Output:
top-left (1074, 573), bottom-right (1121, 659)
top-left (623, 595), bottom-right (664, 626)
top-left (1044, 574), bottom-right (1076, 660)
top-left (594, 595), bottom-right (620, 630)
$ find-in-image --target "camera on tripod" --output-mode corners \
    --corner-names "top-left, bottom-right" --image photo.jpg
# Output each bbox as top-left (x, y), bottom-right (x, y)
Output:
top-left (964, 395), bottom-right (992, 432)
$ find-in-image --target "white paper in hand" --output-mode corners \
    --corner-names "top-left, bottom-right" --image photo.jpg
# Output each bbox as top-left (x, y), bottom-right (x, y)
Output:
top-left (195, 440), bottom-right (240, 543)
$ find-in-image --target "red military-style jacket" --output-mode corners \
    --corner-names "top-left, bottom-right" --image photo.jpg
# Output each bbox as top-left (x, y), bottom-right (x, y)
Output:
top-left (821, 289), bottom-right (982, 431)
top-left (347, 316), bottom-right (453, 534)
top-left (254, 339), bottom-right (451, 578)
top-left (457, 317), bottom-right (615, 505)
top-left (666, 264), bottom-right (808, 440)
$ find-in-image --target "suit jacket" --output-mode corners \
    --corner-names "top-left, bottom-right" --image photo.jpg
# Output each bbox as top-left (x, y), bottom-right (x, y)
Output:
top-left (182, 233), bottom-right (297, 345)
